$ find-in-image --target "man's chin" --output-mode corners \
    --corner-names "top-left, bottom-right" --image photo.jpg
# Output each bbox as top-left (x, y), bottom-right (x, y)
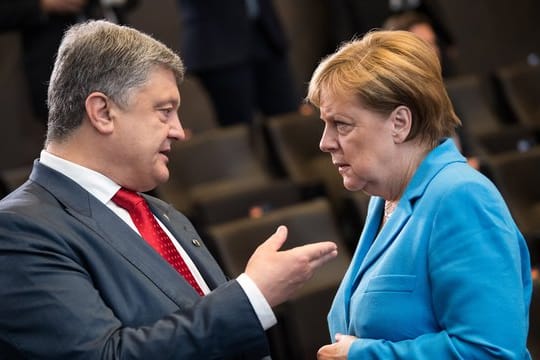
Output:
top-left (155, 172), bottom-right (169, 186)
top-left (141, 169), bottom-right (169, 193)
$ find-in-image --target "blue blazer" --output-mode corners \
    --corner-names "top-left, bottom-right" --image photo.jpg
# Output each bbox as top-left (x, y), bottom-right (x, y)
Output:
top-left (0, 161), bottom-right (269, 359)
top-left (328, 139), bottom-right (532, 359)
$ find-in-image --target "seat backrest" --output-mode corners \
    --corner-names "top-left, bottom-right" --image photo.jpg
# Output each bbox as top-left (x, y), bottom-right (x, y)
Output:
top-left (445, 74), bottom-right (504, 136)
top-left (265, 112), bottom-right (350, 204)
top-left (207, 197), bottom-right (351, 360)
top-left (168, 125), bottom-right (270, 188)
top-left (158, 124), bottom-right (273, 214)
top-left (487, 147), bottom-right (540, 205)
top-left (265, 112), bottom-right (325, 182)
top-left (207, 198), bottom-right (350, 284)
top-left (495, 62), bottom-right (540, 127)
top-left (191, 179), bottom-right (303, 227)
top-left (484, 147), bottom-right (540, 238)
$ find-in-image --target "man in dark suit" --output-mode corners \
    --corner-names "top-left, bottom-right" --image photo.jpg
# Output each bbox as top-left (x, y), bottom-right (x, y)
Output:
top-left (177, 0), bottom-right (300, 126)
top-left (0, 20), bottom-right (338, 359)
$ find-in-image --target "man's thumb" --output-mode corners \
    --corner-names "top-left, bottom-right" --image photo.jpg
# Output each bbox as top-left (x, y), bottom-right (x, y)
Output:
top-left (266, 225), bottom-right (288, 251)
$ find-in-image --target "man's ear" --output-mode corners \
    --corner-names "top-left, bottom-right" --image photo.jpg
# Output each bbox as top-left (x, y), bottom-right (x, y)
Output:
top-left (85, 92), bottom-right (114, 134)
top-left (391, 105), bottom-right (412, 143)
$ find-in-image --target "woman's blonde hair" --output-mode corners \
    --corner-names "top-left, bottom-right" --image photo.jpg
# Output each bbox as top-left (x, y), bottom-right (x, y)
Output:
top-left (307, 30), bottom-right (460, 147)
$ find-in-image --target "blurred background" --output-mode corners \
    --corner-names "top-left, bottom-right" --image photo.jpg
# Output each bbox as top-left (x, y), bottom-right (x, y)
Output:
top-left (1, 0), bottom-right (539, 358)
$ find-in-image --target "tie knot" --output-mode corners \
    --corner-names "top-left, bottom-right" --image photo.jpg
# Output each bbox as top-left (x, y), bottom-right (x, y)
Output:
top-left (112, 188), bottom-right (145, 212)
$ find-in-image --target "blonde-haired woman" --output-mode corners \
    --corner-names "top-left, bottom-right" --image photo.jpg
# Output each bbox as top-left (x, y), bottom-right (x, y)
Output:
top-left (308, 30), bottom-right (532, 359)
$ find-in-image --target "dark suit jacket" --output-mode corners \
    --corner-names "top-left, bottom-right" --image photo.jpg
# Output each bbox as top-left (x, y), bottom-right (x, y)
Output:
top-left (178, 0), bottom-right (287, 71)
top-left (0, 160), bottom-right (269, 359)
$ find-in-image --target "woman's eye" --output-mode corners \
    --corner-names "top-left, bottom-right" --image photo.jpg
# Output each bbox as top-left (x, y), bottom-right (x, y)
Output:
top-left (336, 122), bottom-right (352, 133)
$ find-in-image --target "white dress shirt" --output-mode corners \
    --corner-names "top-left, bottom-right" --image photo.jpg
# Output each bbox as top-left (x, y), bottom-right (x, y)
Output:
top-left (39, 150), bottom-right (276, 330)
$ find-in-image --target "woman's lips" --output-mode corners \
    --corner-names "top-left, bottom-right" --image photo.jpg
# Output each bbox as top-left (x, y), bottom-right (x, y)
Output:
top-left (334, 162), bottom-right (350, 174)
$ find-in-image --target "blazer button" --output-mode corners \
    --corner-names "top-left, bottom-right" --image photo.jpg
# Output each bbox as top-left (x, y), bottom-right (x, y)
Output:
top-left (192, 239), bottom-right (202, 247)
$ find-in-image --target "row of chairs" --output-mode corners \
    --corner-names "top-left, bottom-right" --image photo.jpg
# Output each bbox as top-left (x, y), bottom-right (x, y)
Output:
top-left (207, 198), bottom-right (350, 359)
top-left (156, 112), bottom-right (370, 252)
top-left (445, 59), bottom-right (540, 157)
top-left (444, 61), bottom-right (540, 265)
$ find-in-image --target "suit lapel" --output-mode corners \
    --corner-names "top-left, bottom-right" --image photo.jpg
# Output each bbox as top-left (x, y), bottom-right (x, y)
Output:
top-left (145, 197), bottom-right (227, 290)
top-left (29, 161), bottom-right (206, 307)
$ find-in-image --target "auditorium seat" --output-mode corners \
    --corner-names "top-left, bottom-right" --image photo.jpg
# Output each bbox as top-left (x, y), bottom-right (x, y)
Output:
top-left (265, 111), bottom-right (370, 250)
top-left (494, 61), bottom-right (540, 128)
top-left (264, 112), bottom-right (329, 188)
top-left (445, 74), bottom-right (537, 155)
top-left (484, 147), bottom-right (540, 266)
top-left (206, 198), bottom-right (351, 359)
top-left (157, 124), bottom-right (301, 226)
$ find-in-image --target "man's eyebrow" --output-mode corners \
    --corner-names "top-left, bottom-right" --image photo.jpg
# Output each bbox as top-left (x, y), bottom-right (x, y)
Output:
top-left (155, 98), bottom-right (180, 108)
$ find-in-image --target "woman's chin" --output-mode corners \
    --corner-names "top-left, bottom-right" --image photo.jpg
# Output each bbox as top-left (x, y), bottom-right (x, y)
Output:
top-left (342, 178), bottom-right (365, 192)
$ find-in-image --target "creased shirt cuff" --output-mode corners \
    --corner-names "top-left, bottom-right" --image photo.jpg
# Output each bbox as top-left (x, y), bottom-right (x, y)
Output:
top-left (237, 273), bottom-right (277, 330)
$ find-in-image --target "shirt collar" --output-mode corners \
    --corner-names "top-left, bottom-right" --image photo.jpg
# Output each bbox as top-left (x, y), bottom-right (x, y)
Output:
top-left (39, 150), bottom-right (121, 205)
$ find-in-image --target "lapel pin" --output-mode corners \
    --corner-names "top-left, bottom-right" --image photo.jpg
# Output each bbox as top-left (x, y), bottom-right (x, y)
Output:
top-left (192, 239), bottom-right (201, 247)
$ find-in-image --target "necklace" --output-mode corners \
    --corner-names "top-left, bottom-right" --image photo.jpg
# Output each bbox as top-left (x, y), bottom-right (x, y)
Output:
top-left (383, 200), bottom-right (397, 222)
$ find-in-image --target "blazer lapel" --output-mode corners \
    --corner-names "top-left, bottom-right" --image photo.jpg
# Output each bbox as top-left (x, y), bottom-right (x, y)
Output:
top-left (348, 197), bottom-right (412, 295)
top-left (145, 198), bottom-right (227, 290)
top-left (30, 161), bottom-right (202, 307)
top-left (347, 139), bottom-right (467, 296)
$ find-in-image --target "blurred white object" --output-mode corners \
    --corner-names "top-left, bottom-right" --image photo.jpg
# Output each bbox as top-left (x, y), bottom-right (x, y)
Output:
top-left (100, 0), bottom-right (127, 6)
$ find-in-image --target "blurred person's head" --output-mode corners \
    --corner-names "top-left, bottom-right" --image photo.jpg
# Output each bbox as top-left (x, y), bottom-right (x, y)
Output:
top-left (306, 30), bottom-right (460, 198)
top-left (383, 11), bottom-right (440, 58)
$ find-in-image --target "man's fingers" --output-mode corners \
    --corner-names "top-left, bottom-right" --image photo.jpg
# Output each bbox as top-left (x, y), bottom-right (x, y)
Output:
top-left (263, 225), bottom-right (288, 251)
top-left (287, 241), bottom-right (339, 271)
top-left (296, 241), bottom-right (338, 262)
top-left (261, 230), bottom-right (338, 267)
top-left (309, 247), bottom-right (339, 269)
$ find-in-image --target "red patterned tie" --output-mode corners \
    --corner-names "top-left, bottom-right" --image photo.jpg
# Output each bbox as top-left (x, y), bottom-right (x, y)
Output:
top-left (112, 188), bottom-right (204, 296)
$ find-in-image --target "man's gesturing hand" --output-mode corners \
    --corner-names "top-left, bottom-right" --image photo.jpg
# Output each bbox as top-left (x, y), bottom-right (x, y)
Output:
top-left (245, 225), bottom-right (338, 307)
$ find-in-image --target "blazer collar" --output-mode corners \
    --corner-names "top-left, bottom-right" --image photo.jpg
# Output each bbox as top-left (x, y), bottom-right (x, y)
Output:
top-left (349, 139), bottom-right (466, 290)
top-left (29, 160), bottom-right (224, 304)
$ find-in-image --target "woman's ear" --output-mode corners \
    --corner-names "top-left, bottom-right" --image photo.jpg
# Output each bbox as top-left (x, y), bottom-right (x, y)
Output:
top-left (391, 105), bottom-right (412, 143)
top-left (85, 92), bottom-right (114, 134)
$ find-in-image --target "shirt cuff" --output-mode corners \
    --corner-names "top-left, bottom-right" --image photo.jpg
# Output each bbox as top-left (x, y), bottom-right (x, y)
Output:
top-left (237, 273), bottom-right (277, 330)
